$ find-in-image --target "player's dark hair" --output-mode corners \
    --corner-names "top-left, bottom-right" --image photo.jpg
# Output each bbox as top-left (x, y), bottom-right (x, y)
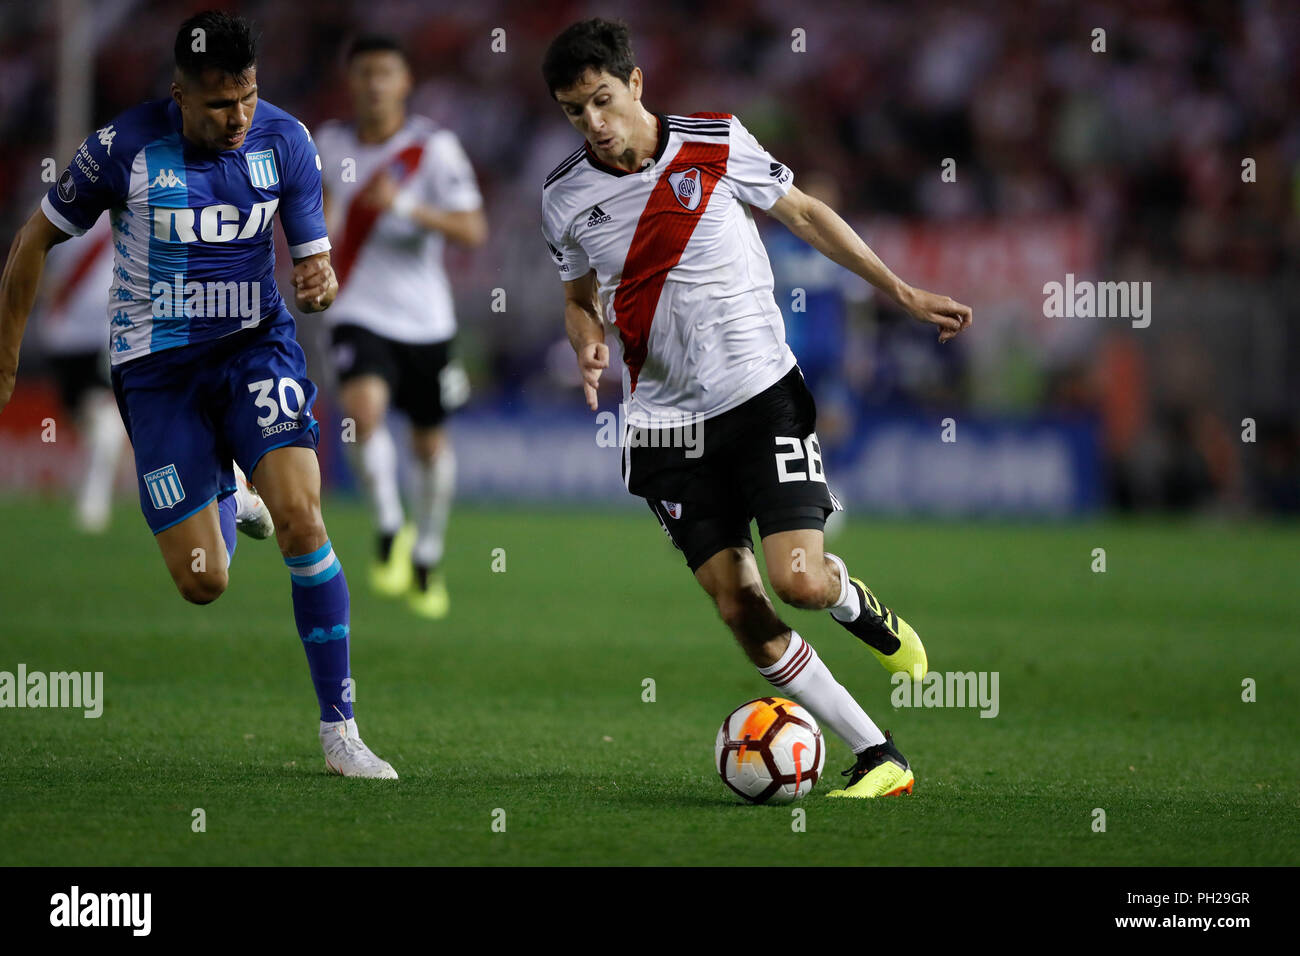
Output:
top-left (347, 34), bottom-right (408, 63)
top-left (542, 18), bottom-right (636, 98)
top-left (174, 10), bottom-right (258, 82)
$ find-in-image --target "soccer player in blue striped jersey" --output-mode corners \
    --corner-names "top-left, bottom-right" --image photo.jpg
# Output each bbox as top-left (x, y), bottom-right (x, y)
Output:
top-left (0, 11), bottom-right (396, 778)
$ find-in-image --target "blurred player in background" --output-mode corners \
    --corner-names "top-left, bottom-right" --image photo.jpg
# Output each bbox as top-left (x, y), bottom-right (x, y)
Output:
top-left (34, 217), bottom-right (129, 532)
top-left (0, 11), bottom-right (396, 778)
top-left (763, 171), bottom-right (864, 451)
top-left (541, 19), bottom-right (972, 797)
top-left (316, 35), bottom-right (487, 620)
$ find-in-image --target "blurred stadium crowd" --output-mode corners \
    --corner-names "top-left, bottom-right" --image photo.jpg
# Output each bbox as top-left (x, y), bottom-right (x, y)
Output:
top-left (1, 0), bottom-right (1296, 513)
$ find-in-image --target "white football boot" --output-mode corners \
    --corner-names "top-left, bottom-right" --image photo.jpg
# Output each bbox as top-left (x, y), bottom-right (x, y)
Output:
top-left (320, 717), bottom-right (398, 779)
top-left (232, 463), bottom-right (275, 539)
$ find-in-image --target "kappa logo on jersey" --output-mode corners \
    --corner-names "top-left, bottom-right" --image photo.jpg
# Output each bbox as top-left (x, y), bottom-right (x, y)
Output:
top-left (246, 148), bottom-right (280, 189)
top-left (96, 125), bottom-right (116, 154)
top-left (143, 464), bottom-right (186, 510)
top-left (150, 169), bottom-right (184, 189)
top-left (586, 204), bottom-right (612, 227)
top-left (668, 168), bottom-right (704, 210)
top-left (769, 161), bottom-right (792, 185)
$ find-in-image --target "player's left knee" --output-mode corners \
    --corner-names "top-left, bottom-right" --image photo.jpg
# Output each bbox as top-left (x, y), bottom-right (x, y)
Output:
top-left (272, 498), bottom-right (326, 556)
top-left (770, 566), bottom-right (833, 610)
top-left (176, 568), bottom-right (228, 605)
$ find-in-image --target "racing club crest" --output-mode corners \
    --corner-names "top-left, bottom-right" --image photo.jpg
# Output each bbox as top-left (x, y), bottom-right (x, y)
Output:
top-left (246, 149), bottom-right (280, 189)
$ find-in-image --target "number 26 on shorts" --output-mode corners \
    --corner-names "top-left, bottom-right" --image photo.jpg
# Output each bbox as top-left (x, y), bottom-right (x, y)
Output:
top-left (774, 435), bottom-right (825, 484)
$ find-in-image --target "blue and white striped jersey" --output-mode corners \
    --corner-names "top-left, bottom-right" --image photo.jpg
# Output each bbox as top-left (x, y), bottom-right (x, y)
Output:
top-left (42, 97), bottom-right (330, 366)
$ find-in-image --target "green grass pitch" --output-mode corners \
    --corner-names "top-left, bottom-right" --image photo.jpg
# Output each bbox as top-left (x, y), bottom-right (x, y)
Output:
top-left (1, 497), bottom-right (1297, 866)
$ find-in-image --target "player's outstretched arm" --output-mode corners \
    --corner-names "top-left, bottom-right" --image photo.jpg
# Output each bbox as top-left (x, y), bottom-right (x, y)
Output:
top-left (358, 173), bottom-right (488, 248)
top-left (404, 202), bottom-right (487, 248)
top-left (766, 186), bottom-right (973, 344)
top-left (415, 206), bottom-right (488, 248)
top-left (563, 270), bottom-right (607, 411)
top-left (0, 208), bottom-right (72, 411)
top-left (292, 251), bottom-right (338, 314)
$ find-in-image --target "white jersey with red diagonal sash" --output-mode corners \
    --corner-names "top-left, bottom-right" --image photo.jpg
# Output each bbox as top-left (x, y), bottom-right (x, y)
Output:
top-left (39, 216), bottom-right (116, 355)
top-left (541, 112), bottom-right (797, 428)
top-left (316, 115), bottom-right (481, 344)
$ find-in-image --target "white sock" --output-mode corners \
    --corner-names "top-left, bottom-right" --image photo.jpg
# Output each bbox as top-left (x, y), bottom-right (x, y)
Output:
top-left (412, 448), bottom-right (455, 568)
top-left (75, 395), bottom-right (125, 532)
top-left (826, 552), bottom-right (862, 622)
top-left (347, 427), bottom-right (404, 535)
top-left (757, 630), bottom-right (885, 753)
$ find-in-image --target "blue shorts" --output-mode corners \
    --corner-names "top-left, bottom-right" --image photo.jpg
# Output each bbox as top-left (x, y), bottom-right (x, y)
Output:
top-left (111, 316), bottom-right (321, 534)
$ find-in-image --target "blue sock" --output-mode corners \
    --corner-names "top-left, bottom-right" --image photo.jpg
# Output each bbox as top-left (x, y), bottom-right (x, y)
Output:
top-left (218, 494), bottom-right (237, 566)
top-left (285, 541), bottom-right (354, 722)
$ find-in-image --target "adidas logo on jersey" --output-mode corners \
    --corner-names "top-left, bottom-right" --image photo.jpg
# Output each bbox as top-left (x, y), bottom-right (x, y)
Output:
top-left (150, 169), bottom-right (184, 189)
top-left (586, 204), bottom-right (612, 227)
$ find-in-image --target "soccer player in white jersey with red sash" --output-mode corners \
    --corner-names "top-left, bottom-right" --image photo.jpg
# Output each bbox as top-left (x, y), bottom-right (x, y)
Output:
top-left (316, 35), bottom-right (487, 619)
top-left (541, 19), bottom-right (973, 797)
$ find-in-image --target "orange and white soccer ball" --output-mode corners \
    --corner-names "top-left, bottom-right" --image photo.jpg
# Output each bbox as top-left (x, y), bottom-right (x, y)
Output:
top-left (715, 697), bottom-right (825, 804)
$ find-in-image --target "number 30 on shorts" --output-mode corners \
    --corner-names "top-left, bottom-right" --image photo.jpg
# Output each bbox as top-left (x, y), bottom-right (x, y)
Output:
top-left (774, 434), bottom-right (826, 483)
top-left (247, 377), bottom-right (306, 426)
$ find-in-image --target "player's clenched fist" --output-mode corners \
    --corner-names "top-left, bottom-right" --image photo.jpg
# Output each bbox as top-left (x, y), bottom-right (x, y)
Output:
top-left (897, 284), bottom-right (973, 344)
top-left (293, 253), bottom-right (338, 313)
top-left (578, 341), bottom-right (609, 411)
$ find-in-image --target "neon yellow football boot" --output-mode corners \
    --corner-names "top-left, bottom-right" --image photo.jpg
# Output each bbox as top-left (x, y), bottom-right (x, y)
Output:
top-left (407, 567), bottom-right (449, 620)
top-left (370, 525), bottom-right (414, 597)
top-left (826, 731), bottom-right (914, 798)
top-left (835, 577), bottom-right (928, 680)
